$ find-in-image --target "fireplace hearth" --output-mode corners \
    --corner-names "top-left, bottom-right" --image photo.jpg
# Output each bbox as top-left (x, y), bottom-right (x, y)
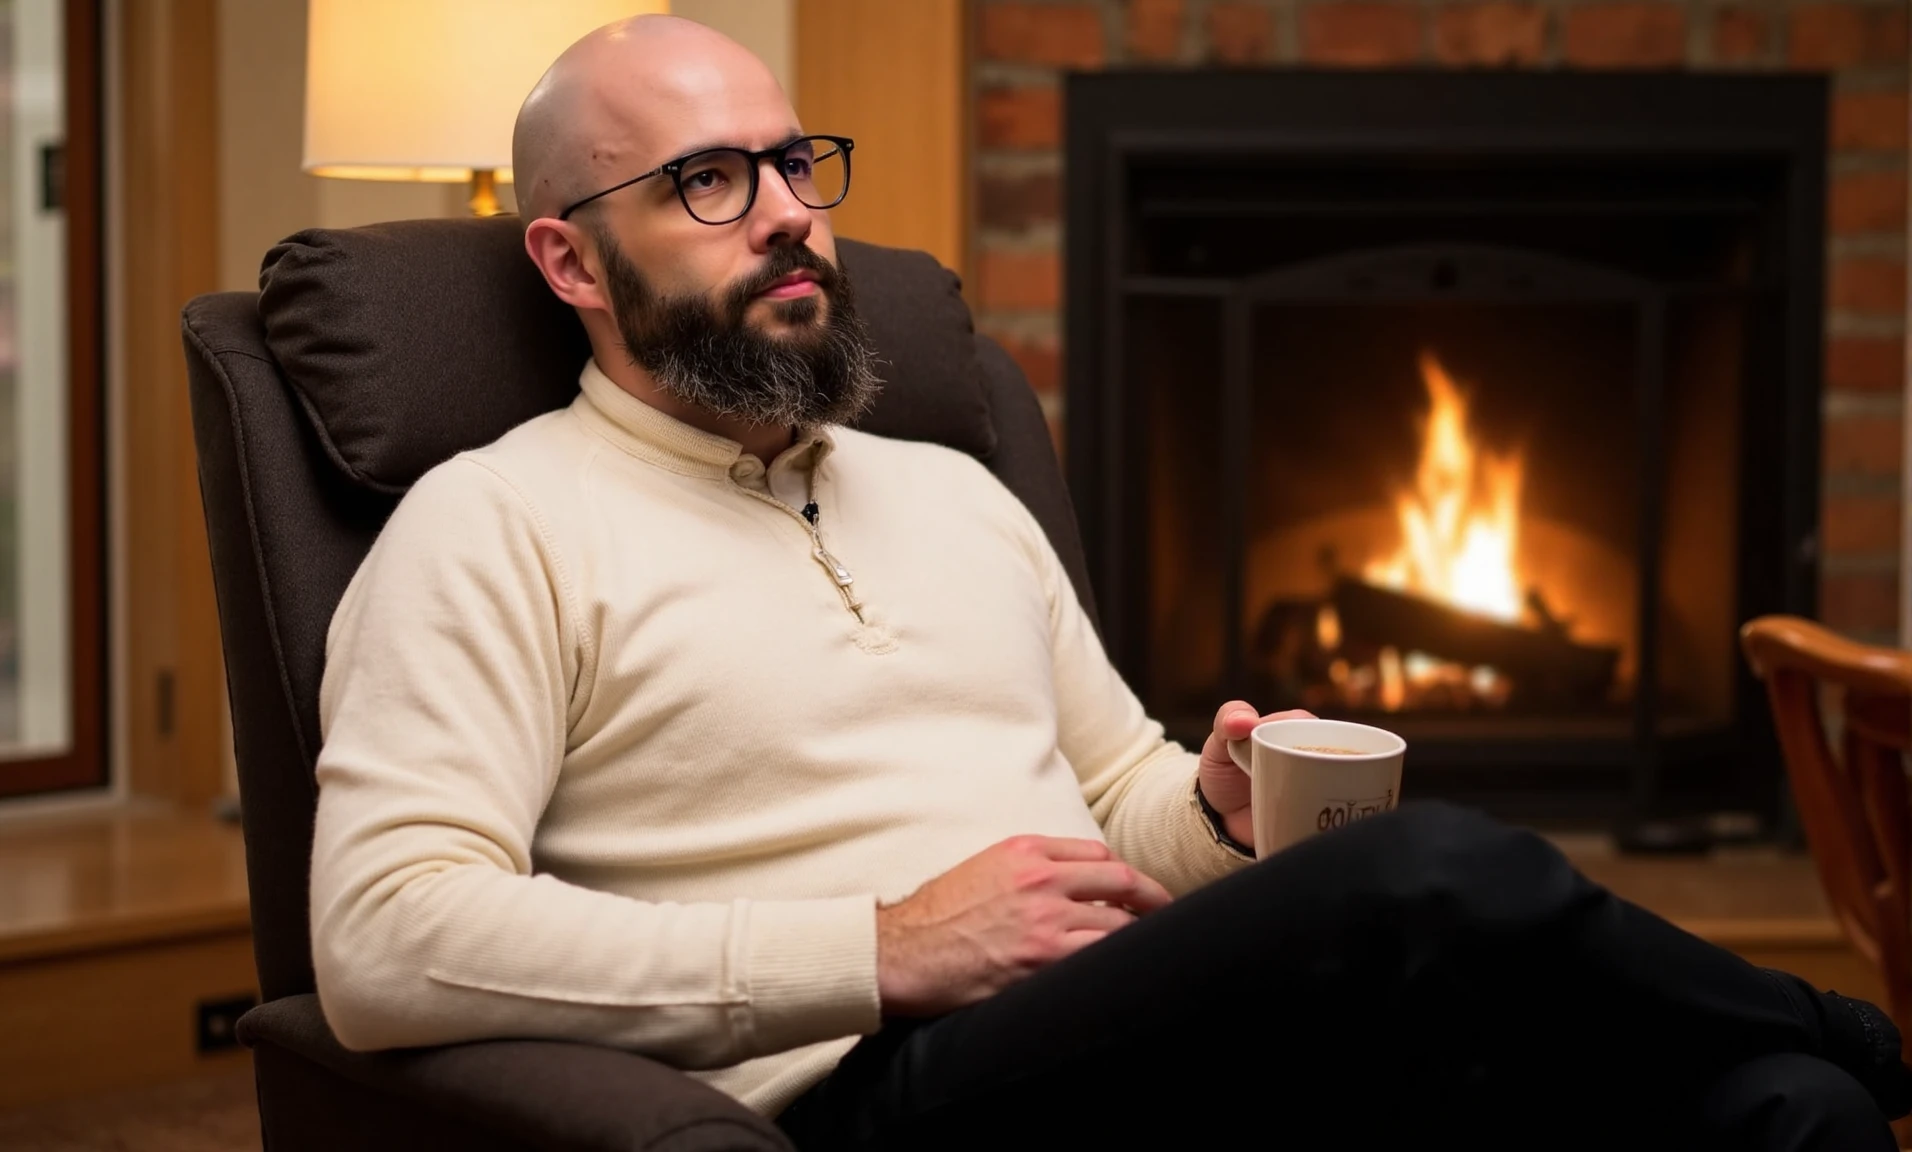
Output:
top-left (1064, 71), bottom-right (1828, 839)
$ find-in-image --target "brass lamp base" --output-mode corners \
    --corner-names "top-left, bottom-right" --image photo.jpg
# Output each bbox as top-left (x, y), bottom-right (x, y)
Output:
top-left (467, 168), bottom-right (501, 217)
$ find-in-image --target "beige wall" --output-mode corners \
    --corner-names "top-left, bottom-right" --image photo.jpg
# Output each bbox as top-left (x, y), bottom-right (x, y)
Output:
top-left (216, 0), bottom-right (794, 292)
top-left (675, 0), bottom-right (793, 96)
top-left (217, 0), bottom-right (462, 292)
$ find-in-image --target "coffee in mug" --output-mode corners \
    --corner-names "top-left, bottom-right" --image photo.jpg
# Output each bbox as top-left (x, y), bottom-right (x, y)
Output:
top-left (1226, 718), bottom-right (1406, 856)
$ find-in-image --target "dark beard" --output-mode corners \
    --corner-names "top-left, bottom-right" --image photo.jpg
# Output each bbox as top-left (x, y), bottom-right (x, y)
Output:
top-left (594, 229), bottom-right (882, 430)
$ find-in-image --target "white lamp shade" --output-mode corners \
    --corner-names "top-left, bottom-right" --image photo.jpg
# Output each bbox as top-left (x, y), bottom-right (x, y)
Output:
top-left (304, 0), bottom-right (667, 182)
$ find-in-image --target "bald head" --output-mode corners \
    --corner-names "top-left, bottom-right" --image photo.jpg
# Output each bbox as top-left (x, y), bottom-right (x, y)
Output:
top-left (512, 15), bottom-right (793, 226)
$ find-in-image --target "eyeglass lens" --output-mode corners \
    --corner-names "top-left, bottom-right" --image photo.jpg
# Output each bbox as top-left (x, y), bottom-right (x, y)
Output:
top-left (678, 138), bottom-right (848, 224)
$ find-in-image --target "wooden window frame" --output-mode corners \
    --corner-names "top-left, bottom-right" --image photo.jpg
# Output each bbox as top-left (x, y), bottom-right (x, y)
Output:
top-left (1, 0), bottom-right (106, 798)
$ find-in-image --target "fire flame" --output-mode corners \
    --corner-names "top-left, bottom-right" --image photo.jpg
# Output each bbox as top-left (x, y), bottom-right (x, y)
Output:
top-left (1365, 352), bottom-right (1525, 623)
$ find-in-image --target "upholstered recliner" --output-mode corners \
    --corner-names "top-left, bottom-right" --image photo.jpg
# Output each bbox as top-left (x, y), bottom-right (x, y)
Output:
top-left (181, 217), bottom-right (1097, 1151)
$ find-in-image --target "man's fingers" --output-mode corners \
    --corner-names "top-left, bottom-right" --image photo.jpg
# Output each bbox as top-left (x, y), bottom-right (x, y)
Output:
top-left (1066, 902), bottom-right (1138, 935)
top-left (1015, 835), bottom-right (1115, 862)
top-left (1056, 861), bottom-right (1174, 914)
top-left (1206, 706), bottom-right (1321, 760)
top-left (1057, 927), bottom-right (1121, 960)
top-left (1212, 699), bottom-right (1261, 738)
top-left (1213, 703), bottom-right (1318, 736)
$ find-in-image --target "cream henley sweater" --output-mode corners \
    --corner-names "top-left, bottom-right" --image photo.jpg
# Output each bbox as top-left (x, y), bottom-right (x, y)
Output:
top-left (310, 361), bottom-right (1251, 1115)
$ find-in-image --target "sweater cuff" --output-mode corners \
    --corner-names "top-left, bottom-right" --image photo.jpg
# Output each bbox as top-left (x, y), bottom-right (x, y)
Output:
top-left (1193, 775), bottom-right (1258, 858)
top-left (1118, 753), bottom-right (1257, 892)
top-left (741, 894), bottom-right (883, 1057)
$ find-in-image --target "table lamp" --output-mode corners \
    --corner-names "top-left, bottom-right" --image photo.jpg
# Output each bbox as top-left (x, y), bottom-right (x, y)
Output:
top-left (303, 0), bottom-right (666, 216)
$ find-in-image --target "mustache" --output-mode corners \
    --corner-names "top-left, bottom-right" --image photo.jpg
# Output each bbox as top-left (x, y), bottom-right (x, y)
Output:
top-left (726, 245), bottom-right (842, 308)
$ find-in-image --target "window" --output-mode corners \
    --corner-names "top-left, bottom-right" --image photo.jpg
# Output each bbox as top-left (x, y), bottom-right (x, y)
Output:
top-left (0, 0), bottom-right (102, 798)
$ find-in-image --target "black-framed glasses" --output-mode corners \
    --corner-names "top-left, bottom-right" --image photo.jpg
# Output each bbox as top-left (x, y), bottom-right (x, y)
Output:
top-left (558, 135), bottom-right (854, 225)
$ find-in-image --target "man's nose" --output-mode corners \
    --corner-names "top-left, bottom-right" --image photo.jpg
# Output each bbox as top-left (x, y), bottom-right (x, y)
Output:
top-left (746, 159), bottom-right (814, 249)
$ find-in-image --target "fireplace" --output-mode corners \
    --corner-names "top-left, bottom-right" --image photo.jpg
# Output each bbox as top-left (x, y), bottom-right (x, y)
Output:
top-left (1064, 71), bottom-right (1827, 836)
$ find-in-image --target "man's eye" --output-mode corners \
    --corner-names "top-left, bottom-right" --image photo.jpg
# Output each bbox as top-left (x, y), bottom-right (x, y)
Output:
top-left (683, 168), bottom-right (725, 191)
top-left (784, 157), bottom-right (812, 178)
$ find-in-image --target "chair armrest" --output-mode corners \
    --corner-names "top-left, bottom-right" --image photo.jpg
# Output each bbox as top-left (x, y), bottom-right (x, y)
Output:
top-left (238, 994), bottom-right (794, 1152)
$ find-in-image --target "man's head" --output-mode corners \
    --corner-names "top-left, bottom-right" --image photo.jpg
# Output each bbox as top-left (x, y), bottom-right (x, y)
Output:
top-left (514, 15), bottom-right (878, 429)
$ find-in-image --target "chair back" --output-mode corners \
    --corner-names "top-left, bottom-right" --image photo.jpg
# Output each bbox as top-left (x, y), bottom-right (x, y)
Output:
top-left (1741, 615), bottom-right (1912, 1042)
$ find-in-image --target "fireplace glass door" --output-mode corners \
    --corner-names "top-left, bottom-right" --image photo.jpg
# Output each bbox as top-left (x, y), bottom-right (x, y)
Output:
top-left (1129, 246), bottom-right (1760, 798)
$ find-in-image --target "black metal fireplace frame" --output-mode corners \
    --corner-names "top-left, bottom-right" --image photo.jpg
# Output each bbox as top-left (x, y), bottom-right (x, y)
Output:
top-left (1063, 70), bottom-right (1828, 830)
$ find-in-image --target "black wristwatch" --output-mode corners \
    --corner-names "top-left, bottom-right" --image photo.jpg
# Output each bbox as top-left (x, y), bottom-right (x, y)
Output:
top-left (1194, 779), bottom-right (1256, 858)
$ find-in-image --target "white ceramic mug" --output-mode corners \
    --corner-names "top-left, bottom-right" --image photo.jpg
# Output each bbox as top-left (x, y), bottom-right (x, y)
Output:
top-left (1225, 718), bottom-right (1407, 856)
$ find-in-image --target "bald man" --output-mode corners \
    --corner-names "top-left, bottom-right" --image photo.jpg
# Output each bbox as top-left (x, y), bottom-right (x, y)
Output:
top-left (309, 15), bottom-right (1909, 1151)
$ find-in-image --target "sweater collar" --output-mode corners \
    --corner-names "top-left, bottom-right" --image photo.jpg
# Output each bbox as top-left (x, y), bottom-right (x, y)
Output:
top-left (573, 358), bottom-right (835, 477)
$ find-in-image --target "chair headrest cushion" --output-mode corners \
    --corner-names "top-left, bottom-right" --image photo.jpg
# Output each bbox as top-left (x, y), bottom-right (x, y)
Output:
top-left (257, 216), bottom-right (994, 493)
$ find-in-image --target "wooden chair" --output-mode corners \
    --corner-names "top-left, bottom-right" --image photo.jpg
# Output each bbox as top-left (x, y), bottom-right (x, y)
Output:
top-left (1742, 615), bottom-right (1912, 1139)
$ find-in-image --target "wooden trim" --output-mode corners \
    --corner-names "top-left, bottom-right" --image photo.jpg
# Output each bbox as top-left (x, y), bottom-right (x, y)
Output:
top-left (794, 0), bottom-right (968, 281)
top-left (0, 905), bottom-right (250, 966)
top-left (118, 0), bottom-right (224, 807)
top-left (0, 930), bottom-right (255, 1113)
top-left (0, 0), bottom-right (108, 799)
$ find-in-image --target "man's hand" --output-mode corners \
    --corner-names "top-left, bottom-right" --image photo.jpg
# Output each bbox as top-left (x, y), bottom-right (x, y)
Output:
top-left (875, 835), bottom-right (1172, 1017)
top-left (1197, 701), bottom-right (1316, 852)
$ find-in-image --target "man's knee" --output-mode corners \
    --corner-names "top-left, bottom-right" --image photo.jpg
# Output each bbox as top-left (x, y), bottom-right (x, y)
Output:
top-left (1381, 798), bottom-right (1505, 848)
top-left (1693, 1053), bottom-right (1894, 1151)
top-left (1281, 800), bottom-right (1584, 929)
top-left (1355, 799), bottom-right (1550, 882)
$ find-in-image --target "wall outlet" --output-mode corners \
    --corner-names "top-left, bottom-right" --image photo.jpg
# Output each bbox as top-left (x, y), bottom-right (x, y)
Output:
top-left (196, 993), bottom-right (258, 1054)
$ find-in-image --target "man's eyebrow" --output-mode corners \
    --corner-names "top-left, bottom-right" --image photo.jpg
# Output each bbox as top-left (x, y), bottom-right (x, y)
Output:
top-left (659, 130), bottom-right (808, 162)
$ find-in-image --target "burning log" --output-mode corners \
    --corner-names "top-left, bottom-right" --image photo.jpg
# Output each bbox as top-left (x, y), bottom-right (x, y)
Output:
top-left (1329, 577), bottom-right (1620, 704)
top-left (1249, 352), bottom-right (1628, 712)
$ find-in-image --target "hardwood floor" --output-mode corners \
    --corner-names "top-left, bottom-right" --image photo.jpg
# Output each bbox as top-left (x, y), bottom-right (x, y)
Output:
top-left (0, 1064), bottom-right (257, 1152)
top-left (1560, 833), bottom-right (1839, 930)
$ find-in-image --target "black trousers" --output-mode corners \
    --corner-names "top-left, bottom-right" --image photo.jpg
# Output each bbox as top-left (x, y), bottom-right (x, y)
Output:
top-left (775, 803), bottom-right (1895, 1151)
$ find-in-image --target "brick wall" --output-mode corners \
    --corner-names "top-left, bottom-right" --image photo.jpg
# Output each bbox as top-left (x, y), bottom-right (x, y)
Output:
top-left (972, 0), bottom-right (1912, 642)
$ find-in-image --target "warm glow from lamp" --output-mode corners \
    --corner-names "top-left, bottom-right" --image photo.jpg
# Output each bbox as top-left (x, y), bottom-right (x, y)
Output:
top-left (303, 0), bottom-right (667, 214)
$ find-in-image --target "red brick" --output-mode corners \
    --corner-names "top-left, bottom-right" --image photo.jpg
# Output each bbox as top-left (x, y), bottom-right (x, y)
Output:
top-left (978, 87), bottom-right (1062, 151)
top-left (1821, 571), bottom-right (1900, 634)
top-left (980, 3), bottom-right (1106, 68)
top-left (1823, 493), bottom-right (1902, 552)
top-left (1788, 4), bottom-right (1910, 69)
top-left (978, 170), bottom-right (1061, 231)
top-left (1825, 414), bottom-right (1904, 477)
top-left (1788, 4), bottom-right (1860, 67)
top-left (993, 334), bottom-right (1063, 394)
top-left (1830, 169), bottom-right (1908, 234)
top-left (1206, 3), bottom-right (1278, 65)
top-left (978, 248), bottom-right (1061, 312)
top-left (1562, 3), bottom-right (1687, 67)
top-left (1827, 335), bottom-right (1907, 391)
top-left (1127, 0), bottom-right (1186, 61)
top-left (1884, 6), bottom-right (1912, 63)
top-left (1433, 3), bottom-right (1547, 66)
top-left (1831, 256), bottom-right (1907, 314)
top-left (1301, 2), bottom-right (1424, 65)
top-left (1712, 7), bottom-right (1769, 64)
top-left (1832, 91), bottom-right (1911, 153)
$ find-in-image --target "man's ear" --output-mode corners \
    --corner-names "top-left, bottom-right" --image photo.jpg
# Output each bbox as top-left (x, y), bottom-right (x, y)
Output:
top-left (524, 218), bottom-right (610, 315)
